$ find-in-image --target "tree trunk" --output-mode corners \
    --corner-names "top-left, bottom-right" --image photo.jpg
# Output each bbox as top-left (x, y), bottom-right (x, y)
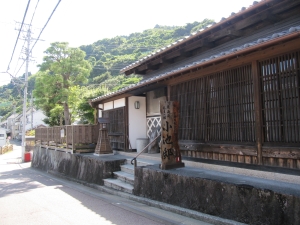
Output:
top-left (63, 102), bottom-right (71, 125)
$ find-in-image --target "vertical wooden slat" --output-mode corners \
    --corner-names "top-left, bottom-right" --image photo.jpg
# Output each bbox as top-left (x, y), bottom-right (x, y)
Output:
top-left (72, 125), bottom-right (74, 151)
top-left (125, 97), bottom-right (129, 151)
top-left (296, 52), bottom-right (300, 142)
top-left (245, 156), bottom-right (251, 164)
top-left (253, 61), bottom-right (263, 165)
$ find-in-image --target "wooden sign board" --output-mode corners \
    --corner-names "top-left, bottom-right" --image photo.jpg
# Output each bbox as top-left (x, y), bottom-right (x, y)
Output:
top-left (160, 101), bottom-right (184, 170)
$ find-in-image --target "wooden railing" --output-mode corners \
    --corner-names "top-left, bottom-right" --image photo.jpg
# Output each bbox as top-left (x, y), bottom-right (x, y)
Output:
top-left (35, 124), bottom-right (100, 153)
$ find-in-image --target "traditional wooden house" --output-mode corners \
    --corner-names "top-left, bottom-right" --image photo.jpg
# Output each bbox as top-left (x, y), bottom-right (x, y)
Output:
top-left (90, 0), bottom-right (300, 171)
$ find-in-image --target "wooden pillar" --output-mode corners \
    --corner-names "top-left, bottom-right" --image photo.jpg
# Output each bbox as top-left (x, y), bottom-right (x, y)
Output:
top-left (125, 97), bottom-right (129, 151)
top-left (252, 61), bottom-right (263, 165)
top-left (160, 101), bottom-right (185, 170)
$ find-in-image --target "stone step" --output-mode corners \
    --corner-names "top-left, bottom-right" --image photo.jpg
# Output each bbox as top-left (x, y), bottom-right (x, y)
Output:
top-left (120, 164), bottom-right (134, 174)
top-left (114, 171), bottom-right (134, 185)
top-left (103, 178), bottom-right (133, 194)
top-left (126, 158), bottom-right (159, 167)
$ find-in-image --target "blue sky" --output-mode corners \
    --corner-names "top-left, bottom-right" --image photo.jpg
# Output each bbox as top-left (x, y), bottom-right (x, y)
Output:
top-left (0, 0), bottom-right (256, 86)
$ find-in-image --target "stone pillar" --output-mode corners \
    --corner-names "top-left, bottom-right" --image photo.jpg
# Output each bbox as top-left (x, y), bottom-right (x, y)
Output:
top-left (160, 101), bottom-right (184, 170)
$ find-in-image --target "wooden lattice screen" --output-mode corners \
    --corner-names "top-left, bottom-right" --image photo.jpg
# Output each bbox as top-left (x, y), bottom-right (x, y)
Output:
top-left (102, 107), bottom-right (127, 151)
top-left (259, 51), bottom-right (300, 144)
top-left (170, 64), bottom-right (255, 143)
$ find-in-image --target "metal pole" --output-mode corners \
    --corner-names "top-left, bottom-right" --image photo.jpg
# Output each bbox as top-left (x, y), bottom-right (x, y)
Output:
top-left (31, 92), bottom-right (33, 130)
top-left (21, 27), bottom-right (30, 162)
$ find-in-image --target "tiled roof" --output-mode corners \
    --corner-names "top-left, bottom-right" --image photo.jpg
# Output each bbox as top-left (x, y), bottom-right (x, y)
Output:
top-left (91, 24), bottom-right (300, 103)
top-left (120, 0), bottom-right (262, 74)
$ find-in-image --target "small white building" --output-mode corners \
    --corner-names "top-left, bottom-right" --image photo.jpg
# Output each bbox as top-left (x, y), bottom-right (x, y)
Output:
top-left (11, 108), bottom-right (48, 140)
top-left (0, 128), bottom-right (7, 147)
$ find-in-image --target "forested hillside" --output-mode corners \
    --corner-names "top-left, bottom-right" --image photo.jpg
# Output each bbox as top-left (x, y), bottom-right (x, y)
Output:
top-left (0, 19), bottom-right (214, 125)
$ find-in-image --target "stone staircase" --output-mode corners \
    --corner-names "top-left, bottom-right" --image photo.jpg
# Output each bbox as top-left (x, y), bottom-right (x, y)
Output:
top-left (103, 158), bottom-right (158, 194)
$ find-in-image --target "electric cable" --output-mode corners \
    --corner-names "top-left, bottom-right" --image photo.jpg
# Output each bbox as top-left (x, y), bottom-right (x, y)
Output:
top-left (6, 0), bottom-right (31, 72)
top-left (29, 0), bottom-right (61, 56)
top-left (12, 0), bottom-right (40, 76)
top-left (14, 0), bottom-right (61, 77)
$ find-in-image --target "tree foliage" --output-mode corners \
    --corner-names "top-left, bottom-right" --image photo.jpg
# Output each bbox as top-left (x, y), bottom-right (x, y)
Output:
top-left (33, 42), bottom-right (92, 125)
top-left (1, 18), bottom-right (214, 125)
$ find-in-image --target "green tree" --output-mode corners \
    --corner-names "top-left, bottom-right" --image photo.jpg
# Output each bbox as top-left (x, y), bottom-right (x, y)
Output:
top-left (34, 42), bottom-right (92, 125)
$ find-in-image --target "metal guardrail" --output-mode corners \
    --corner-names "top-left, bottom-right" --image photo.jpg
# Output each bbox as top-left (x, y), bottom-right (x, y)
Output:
top-left (131, 135), bottom-right (160, 168)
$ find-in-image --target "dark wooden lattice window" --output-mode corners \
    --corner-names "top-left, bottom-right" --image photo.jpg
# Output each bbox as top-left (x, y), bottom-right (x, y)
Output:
top-left (259, 51), bottom-right (300, 143)
top-left (171, 64), bottom-right (255, 143)
top-left (103, 107), bottom-right (127, 150)
top-left (208, 65), bottom-right (255, 142)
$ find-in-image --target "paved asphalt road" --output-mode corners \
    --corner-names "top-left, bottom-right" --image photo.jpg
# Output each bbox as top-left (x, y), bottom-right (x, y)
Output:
top-left (0, 142), bottom-right (215, 225)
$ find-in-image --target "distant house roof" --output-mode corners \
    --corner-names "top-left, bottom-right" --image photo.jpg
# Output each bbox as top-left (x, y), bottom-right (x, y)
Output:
top-left (7, 113), bottom-right (19, 119)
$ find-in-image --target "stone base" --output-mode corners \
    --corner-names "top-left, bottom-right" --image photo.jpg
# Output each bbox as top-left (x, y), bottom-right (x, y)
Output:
top-left (160, 162), bottom-right (185, 170)
top-left (134, 165), bottom-right (300, 225)
top-left (93, 152), bottom-right (115, 156)
top-left (32, 146), bottom-right (126, 185)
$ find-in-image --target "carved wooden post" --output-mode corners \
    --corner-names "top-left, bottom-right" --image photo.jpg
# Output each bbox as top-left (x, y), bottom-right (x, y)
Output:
top-left (160, 101), bottom-right (185, 170)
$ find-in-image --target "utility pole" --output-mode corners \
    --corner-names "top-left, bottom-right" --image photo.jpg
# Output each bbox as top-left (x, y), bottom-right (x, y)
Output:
top-left (30, 92), bottom-right (33, 130)
top-left (18, 22), bottom-right (32, 162)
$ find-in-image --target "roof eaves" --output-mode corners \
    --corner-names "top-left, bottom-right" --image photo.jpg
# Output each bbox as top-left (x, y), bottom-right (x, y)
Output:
top-left (92, 26), bottom-right (300, 103)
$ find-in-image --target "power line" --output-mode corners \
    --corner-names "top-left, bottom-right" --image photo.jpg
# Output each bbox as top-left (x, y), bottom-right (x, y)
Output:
top-left (6, 0), bottom-right (31, 72)
top-left (29, 0), bottom-right (40, 26)
top-left (29, 0), bottom-right (61, 57)
top-left (14, 0), bottom-right (60, 78)
top-left (12, 0), bottom-right (40, 76)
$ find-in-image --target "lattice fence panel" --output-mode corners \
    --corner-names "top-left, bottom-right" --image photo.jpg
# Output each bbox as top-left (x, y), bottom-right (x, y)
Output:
top-left (103, 107), bottom-right (126, 150)
top-left (259, 51), bottom-right (300, 143)
top-left (171, 64), bottom-right (255, 143)
top-left (147, 116), bottom-right (161, 138)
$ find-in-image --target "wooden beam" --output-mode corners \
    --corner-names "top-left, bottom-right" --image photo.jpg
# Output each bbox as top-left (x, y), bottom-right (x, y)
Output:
top-left (166, 38), bottom-right (300, 86)
top-left (252, 61), bottom-right (263, 165)
top-left (179, 141), bottom-right (257, 156)
top-left (164, 50), bottom-right (181, 60)
top-left (262, 147), bottom-right (300, 159)
top-left (207, 29), bottom-right (242, 42)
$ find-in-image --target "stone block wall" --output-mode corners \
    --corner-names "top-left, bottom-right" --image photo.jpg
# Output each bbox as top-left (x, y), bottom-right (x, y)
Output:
top-left (134, 165), bottom-right (300, 225)
top-left (32, 146), bottom-right (126, 185)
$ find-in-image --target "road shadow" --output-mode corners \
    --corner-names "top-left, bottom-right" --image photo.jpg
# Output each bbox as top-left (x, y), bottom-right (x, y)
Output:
top-left (10, 139), bottom-right (22, 146)
top-left (0, 166), bottom-right (61, 198)
top-left (0, 164), bottom-right (162, 225)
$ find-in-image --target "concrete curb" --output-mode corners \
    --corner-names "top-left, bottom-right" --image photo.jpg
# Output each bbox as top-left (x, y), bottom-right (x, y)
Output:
top-left (45, 169), bottom-right (245, 225)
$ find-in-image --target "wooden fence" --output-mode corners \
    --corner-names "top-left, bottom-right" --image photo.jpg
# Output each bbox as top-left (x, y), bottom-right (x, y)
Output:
top-left (35, 124), bottom-right (99, 153)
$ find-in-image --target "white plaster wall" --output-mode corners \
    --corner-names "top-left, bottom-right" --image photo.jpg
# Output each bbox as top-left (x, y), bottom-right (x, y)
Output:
top-left (114, 98), bottom-right (125, 108)
top-left (0, 128), bottom-right (7, 147)
top-left (25, 110), bottom-right (47, 131)
top-left (128, 96), bottom-right (147, 149)
top-left (104, 101), bottom-right (113, 110)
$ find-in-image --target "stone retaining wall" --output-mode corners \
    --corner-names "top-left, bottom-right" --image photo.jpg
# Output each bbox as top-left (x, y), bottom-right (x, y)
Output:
top-left (0, 144), bottom-right (13, 155)
top-left (134, 165), bottom-right (300, 225)
top-left (32, 146), bottom-right (126, 185)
